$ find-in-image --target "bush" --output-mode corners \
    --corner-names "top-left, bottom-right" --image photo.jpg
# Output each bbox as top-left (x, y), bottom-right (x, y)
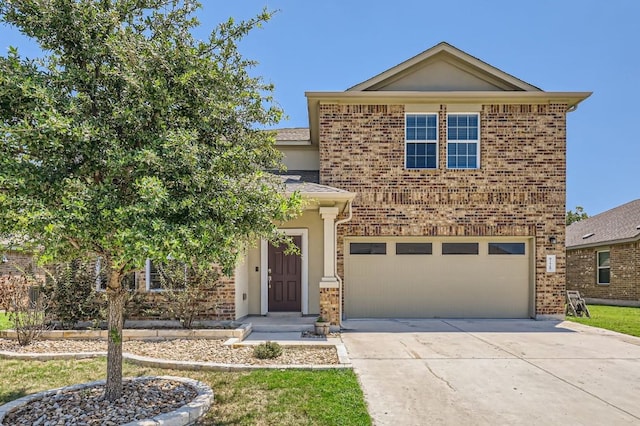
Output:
top-left (154, 261), bottom-right (221, 328)
top-left (0, 271), bottom-right (50, 346)
top-left (42, 259), bottom-right (106, 329)
top-left (253, 341), bottom-right (283, 359)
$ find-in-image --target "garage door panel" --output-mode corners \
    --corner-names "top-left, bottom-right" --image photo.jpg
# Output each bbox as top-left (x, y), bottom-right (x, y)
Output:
top-left (345, 239), bottom-right (531, 318)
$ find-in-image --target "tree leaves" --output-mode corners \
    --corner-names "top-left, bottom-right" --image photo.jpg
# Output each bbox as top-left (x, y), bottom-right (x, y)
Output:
top-left (0, 0), bottom-right (301, 275)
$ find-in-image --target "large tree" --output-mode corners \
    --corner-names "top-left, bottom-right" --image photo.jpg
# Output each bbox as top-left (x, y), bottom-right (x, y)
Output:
top-left (0, 0), bottom-right (299, 400)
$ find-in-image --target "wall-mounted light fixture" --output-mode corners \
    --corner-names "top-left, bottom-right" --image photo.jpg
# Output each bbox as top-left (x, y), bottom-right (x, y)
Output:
top-left (548, 236), bottom-right (557, 245)
top-left (1, 254), bottom-right (7, 263)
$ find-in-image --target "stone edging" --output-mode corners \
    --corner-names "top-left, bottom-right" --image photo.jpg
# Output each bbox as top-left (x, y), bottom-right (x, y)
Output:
top-left (0, 375), bottom-right (213, 426)
top-left (0, 323), bottom-right (251, 341)
top-left (0, 342), bottom-right (352, 370)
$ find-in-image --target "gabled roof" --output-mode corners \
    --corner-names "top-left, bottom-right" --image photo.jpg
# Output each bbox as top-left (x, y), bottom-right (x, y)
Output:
top-left (566, 199), bottom-right (640, 249)
top-left (348, 42), bottom-right (541, 92)
top-left (305, 42), bottom-right (591, 145)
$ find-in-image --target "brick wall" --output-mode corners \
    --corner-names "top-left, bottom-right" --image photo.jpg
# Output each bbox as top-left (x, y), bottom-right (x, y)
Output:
top-left (567, 242), bottom-right (640, 301)
top-left (320, 103), bottom-right (568, 320)
top-left (0, 251), bottom-right (41, 277)
top-left (125, 270), bottom-right (236, 321)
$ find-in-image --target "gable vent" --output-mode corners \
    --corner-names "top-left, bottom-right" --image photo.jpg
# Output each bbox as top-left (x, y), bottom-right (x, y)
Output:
top-left (582, 233), bottom-right (595, 239)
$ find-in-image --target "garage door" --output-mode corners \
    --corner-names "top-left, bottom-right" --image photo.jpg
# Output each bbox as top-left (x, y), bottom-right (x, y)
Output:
top-left (344, 237), bottom-right (532, 318)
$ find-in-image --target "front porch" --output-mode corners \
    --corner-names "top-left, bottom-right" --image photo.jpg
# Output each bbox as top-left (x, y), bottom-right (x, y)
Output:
top-left (233, 176), bottom-right (355, 325)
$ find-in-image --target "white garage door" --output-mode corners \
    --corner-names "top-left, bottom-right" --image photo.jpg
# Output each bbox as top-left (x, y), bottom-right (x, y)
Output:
top-left (344, 237), bottom-right (532, 318)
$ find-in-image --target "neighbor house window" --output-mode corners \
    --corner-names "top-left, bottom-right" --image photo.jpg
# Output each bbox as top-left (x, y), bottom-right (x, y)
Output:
top-left (350, 243), bottom-right (387, 255)
top-left (405, 113), bottom-right (438, 169)
top-left (447, 113), bottom-right (479, 169)
top-left (597, 250), bottom-right (610, 285)
top-left (488, 243), bottom-right (526, 255)
top-left (442, 242), bottom-right (479, 255)
top-left (396, 243), bottom-right (432, 255)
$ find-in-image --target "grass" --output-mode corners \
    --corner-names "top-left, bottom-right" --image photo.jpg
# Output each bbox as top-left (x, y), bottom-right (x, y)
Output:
top-left (566, 304), bottom-right (640, 338)
top-left (0, 311), bottom-right (12, 331)
top-left (0, 358), bottom-right (371, 425)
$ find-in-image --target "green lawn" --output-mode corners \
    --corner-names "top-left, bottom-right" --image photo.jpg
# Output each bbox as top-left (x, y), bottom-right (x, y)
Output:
top-left (0, 311), bottom-right (11, 331)
top-left (0, 358), bottom-right (371, 425)
top-left (566, 304), bottom-right (640, 338)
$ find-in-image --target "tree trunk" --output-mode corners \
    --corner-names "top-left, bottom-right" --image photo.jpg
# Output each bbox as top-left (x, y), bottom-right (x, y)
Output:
top-left (105, 271), bottom-right (125, 401)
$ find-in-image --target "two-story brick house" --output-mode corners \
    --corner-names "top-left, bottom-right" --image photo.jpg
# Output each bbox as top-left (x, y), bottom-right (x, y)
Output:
top-left (5, 42), bottom-right (589, 324)
top-left (225, 42), bottom-right (590, 324)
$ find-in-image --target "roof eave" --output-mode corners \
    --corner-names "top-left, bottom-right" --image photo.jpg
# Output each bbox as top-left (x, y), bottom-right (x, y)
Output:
top-left (287, 191), bottom-right (356, 201)
top-left (306, 91), bottom-right (592, 144)
top-left (567, 234), bottom-right (640, 250)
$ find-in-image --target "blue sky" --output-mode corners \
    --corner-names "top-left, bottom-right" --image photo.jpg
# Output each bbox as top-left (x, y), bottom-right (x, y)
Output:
top-left (2, 0), bottom-right (638, 216)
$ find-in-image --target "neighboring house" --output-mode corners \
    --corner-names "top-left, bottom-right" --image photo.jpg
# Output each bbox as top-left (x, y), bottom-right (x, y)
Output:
top-left (566, 199), bottom-right (640, 306)
top-left (1, 42), bottom-right (592, 323)
top-left (0, 238), bottom-right (41, 278)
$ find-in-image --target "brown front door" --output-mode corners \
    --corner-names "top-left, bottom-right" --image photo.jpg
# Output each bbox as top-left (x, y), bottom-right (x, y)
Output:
top-left (268, 235), bottom-right (302, 312)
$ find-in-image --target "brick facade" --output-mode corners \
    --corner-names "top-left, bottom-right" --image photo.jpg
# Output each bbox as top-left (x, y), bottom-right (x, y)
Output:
top-left (319, 103), bottom-right (568, 321)
top-left (0, 251), bottom-right (41, 278)
top-left (125, 270), bottom-right (236, 321)
top-left (567, 243), bottom-right (640, 302)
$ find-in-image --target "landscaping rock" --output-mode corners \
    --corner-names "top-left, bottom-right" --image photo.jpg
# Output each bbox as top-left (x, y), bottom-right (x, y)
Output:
top-left (2, 377), bottom-right (198, 426)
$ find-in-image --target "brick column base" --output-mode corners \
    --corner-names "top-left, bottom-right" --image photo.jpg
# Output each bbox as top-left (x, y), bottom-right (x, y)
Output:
top-left (319, 288), bottom-right (340, 325)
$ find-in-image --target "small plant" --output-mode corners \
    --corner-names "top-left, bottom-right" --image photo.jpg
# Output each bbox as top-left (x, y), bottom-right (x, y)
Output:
top-left (316, 316), bottom-right (327, 323)
top-left (253, 341), bottom-right (283, 359)
top-left (0, 268), bottom-right (50, 346)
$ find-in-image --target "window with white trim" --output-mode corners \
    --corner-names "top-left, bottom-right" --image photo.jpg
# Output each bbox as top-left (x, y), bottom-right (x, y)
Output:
top-left (405, 113), bottom-right (438, 169)
top-left (597, 250), bottom-right (610, 285)
top-left (95, 257), bottom-right (137, 291)
top-left (146, 259), bottom-right (187, 291)
top-left (447, 113), bottom-right (479, 169)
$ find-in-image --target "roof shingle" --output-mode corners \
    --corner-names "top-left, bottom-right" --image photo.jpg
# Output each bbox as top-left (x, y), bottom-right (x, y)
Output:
top-left (566, 199), bottom-right (640, 248)
top-left (275, 128), bottom-right (310, 142)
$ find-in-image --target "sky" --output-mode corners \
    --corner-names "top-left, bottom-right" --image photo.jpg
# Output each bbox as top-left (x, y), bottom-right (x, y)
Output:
top-left (2, 0), bottom-right (639, 216)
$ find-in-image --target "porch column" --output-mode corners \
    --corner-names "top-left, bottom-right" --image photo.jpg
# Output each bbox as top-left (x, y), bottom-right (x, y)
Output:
top-left (319, 206), bottom-right (339, 288)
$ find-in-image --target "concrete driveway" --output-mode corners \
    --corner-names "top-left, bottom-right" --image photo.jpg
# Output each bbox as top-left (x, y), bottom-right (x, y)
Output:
top-left (341, 319), bottom-right (640, 426)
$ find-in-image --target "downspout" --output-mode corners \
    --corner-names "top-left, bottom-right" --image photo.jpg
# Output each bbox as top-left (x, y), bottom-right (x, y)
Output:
top-left (334, 199), bottom-right (353, 329)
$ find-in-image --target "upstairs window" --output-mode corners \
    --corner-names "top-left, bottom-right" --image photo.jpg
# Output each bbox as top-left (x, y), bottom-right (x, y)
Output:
top-left (597, 250), bottom-right (610, 285)
top-left (447, 113), bottom-right (479, 169)
top-left (405, 113), bottom-right (438, 169)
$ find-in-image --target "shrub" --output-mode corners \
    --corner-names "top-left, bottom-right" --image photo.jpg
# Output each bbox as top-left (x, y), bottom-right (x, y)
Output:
top-left (0, 270), bottom-right (49, 345)
top-left (253, 341), bottom-right (283, 359)
top-left (154, 261), bottom-right (221, 328)
top-left (42, 259), bottom-right (106, 329)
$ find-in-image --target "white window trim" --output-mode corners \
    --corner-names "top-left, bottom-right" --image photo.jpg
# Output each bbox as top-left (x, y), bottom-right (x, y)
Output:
top-left (145, 259), bottom-right (188, 292)
top-left (96, 258), bottom-right (137, 292)
top-left (596, 250), bottom-right (610, 285)
top-left (260, 229), bottom-right (309, 315)
top-left (95, 257), bottom-right (105, 292)
top-left (404, 112), bottom-right (439, 170)
top-left (446, 112), bottom-right (480, 170)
